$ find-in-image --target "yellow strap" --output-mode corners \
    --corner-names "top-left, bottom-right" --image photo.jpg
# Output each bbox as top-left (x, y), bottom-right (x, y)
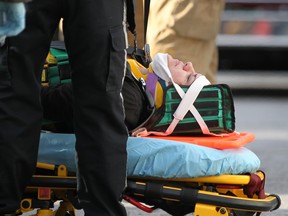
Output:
top-left (46, 51), bottom-right (57, 64)
top-left (127, 59), bottom-right (164, 108)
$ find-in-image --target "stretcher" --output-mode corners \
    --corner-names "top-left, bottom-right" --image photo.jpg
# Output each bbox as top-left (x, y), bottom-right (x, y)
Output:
top-left (18, 132), bottom-right (281, 216)
top-left (31, 42), bottom-right (280, 215)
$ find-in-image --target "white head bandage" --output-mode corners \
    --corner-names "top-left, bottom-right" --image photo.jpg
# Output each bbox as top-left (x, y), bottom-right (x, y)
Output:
top-left (149, 53), bottom-right (212, 136)
top-left (150, 53), bottom-right (172, 85)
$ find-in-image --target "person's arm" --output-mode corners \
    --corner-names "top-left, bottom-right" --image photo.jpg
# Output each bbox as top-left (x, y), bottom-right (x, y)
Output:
top-left (41, 84), bottom-right (74, 123)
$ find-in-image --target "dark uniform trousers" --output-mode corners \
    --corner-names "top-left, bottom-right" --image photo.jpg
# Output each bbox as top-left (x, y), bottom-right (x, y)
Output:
top-left (0, 0), bottom-right (128, 215)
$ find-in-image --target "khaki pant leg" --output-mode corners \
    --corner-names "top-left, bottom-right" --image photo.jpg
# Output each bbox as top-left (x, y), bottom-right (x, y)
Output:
top-left (147, 0), bottom-right (225, 84)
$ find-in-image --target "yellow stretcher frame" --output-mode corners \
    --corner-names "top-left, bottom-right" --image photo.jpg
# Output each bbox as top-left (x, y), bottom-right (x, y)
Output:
top-left (19, 162), bottom-right (281, 216)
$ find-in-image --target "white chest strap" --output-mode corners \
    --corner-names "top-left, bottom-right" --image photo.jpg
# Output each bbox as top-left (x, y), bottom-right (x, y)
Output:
top-left (132, 76), bottom-right (238, 137)
top-left (166, 76), bottom-right (211, 135)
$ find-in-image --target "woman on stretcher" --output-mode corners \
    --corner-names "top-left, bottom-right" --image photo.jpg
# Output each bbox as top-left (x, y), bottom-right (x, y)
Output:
top-left (41, 53), bottom-right (213, 134)
top-left (39, 51), bottom-right (258, 179)
top-left (40, 53), bottom-right (257, 179)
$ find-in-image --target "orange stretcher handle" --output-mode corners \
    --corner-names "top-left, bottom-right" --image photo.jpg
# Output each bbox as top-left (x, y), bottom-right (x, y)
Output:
top-left (148, 132), bottom-right (255, 149)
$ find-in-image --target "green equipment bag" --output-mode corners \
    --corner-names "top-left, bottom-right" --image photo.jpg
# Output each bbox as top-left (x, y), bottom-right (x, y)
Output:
top-left (42, 41), bottom-right (71, 86)
top-left (132, 84), bottom-right (235, 136)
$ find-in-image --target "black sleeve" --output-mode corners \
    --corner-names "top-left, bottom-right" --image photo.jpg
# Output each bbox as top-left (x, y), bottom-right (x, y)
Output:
top-left (41, 84), bottom-right (74, 123)
top-left (122, 65), bottom-right (153, 131)
top-left (41, 65), bottom-right (151, 133)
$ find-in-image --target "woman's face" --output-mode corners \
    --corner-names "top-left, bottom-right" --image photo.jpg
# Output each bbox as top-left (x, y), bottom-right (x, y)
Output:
top-left (167, 55), bottom-right (200, 86)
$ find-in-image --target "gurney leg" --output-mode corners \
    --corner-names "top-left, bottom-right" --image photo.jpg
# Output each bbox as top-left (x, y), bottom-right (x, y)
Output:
top-left (194, 203), bottom-right (229, 216)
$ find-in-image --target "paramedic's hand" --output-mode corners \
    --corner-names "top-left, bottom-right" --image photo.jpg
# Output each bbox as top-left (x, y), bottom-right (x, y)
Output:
top-left (0, 2), bottom-right (26, 38)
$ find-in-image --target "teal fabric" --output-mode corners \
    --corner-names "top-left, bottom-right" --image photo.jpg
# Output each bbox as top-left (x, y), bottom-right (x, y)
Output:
top-left (152, 84), bottom-right (235, 135)
top-left (38, 132), bottom-right (260, 178)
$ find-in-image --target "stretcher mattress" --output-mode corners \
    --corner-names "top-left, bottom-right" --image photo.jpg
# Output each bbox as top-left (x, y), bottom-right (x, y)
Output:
top-left (38, 132), bottom-right (260, 178)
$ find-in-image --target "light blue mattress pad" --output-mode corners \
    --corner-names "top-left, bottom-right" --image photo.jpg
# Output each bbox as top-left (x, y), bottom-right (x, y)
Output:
top-left (38, 132), bottom-right (260, 178)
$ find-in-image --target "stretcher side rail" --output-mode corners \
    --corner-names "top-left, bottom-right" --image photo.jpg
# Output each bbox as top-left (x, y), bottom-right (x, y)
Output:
top-left (125, 180), bottom-right (281, 213)
top-left (128, 171), bottom-right (265, 185)
top-left (28, 175), bottom-right (77, 190)
top-left (21, 162), bottom-right (281, 215)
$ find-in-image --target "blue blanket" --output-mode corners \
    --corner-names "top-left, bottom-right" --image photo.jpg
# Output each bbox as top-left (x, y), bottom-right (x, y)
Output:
top-left (38, 132), bottom-right (260, 178)
top-left (0, 2), bottom-right (26, 37)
